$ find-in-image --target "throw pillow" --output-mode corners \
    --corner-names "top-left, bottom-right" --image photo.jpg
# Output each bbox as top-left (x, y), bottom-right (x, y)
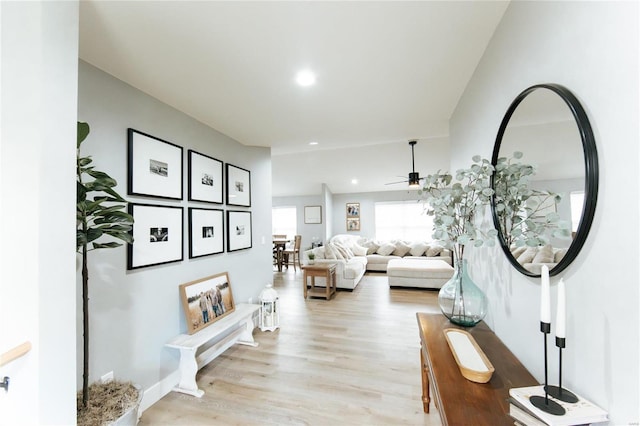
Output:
top-left (324, 244), bottom-right (337, 260)
top-left (312, 247), bottom-right (325, 259)
top-left (409, 242), bottom-right (428, 257)
top-left (554, 248), bottom-right (568, 263)
top-left (392, 242), bottom-right (411, 257)
top-left (362, 240), bottom-right (380, 255)
top-left (426, 245), bottom-right (443, 257)
top-left (351, 244), bottom-right (368, 257)
top-left (376, 243), bottom-right (396, 256)
top-left (511, 246), bottom-right (527, 259)
top-left (516, 247), bottom-right (538, 264)
top-left (532, 244), bottom-right (554, 264)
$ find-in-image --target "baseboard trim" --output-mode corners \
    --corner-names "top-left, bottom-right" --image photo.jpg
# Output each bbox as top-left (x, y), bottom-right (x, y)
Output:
top-left (139, 370), bottom-right (180, 414)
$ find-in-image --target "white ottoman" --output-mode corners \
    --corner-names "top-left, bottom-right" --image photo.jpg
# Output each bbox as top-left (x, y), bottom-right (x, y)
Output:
top-left (387, 258), bottom-right (454, 289)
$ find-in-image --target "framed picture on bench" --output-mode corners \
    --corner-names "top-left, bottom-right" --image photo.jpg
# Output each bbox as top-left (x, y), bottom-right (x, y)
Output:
top-left (179, 272), bottom-right (236, 334)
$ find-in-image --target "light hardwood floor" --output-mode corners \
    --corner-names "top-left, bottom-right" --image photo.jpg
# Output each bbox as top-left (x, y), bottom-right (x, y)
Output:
top-left (140, 270), bottom-right (443, 425)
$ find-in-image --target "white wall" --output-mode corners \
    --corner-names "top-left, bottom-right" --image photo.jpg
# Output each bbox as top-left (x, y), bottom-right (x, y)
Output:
top-left (272, 195), bottom-right (326, 250)
top-left (0, 1), bottom-right (78, 424)
top-left (452, 2), bottom-right (638, 423)
top-left (77, 61), bottom-right (273, 408)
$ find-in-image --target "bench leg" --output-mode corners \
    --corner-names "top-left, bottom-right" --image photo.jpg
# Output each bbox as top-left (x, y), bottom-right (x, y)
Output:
top-left (173, 347), bottom-right (205, 397)
top-left (236, 316), bottom-right (259, 347)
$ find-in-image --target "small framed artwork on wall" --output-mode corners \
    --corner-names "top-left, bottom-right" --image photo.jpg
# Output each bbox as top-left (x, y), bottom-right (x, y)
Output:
top-left (128, 129), bottom-right (183, 200)
top-left (347, 217), bottom-right (360, 231)
top-left (188, 150), bottom-right (223, 204)
top-left (226, 164), bottom-right (251, 207)
top-left (227, 210), bottom-right (252, 252)
top-left (346, 202), bottom-right (360, 218)
top-left (304, 205), bottom-right (322, 224)
top-left (127, 203), bottom-right (184, 269)
top-left (188, 208), bottom-right (224, 259)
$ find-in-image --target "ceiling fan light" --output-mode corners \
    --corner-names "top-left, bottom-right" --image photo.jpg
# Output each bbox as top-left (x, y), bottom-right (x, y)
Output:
top-left (408, 172), bottom-right (421, 188)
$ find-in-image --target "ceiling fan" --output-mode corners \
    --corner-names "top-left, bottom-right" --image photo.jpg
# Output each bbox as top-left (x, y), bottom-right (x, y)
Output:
top-left (386, 140), bottom-right (423, 188)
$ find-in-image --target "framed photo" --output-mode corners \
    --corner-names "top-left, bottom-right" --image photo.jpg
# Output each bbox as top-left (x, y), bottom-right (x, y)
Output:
top-left (226, 164), bottom-right (251, 207)
top-left (179, 272), bottom-right (236, 334)
top-left (347, 217), bottom-right (360, 231)
top-left (304, 205), bottom-right (322, 224)
top-left (128, 128), bottom-right (183, 200)
top-left (346, 202), bottom-right (360, 218)
top-left (188, 150), bottom-right (223, 204)
top-left (227, 210), bottom-right (252, 252)
top-left (189, 208), bottom-right (224, 259)
top-left (127, 204), bottom-right (184, 270)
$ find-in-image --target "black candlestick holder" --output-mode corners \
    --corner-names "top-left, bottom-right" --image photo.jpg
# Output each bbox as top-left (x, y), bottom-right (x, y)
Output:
top-left (530, 321), bottom-right (566, 415)
top-left (545, 336), bottom-right (579, 403)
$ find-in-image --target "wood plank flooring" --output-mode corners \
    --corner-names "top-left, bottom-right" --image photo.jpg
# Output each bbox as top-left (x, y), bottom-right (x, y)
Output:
top-left (140, 270), bottom-right (443, 425)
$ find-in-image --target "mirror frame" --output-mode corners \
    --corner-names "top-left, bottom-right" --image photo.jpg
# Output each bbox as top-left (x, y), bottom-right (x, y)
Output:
top-left (491, 83), bottom-right (599, 277)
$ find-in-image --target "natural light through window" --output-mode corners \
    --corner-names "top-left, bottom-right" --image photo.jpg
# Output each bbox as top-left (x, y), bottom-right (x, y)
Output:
top-left (272, 206), bottom-right (297, 238)
top-left (570, 191), bottom-right (584, 232)
top-left (374, 201), bottom-right (434, 241)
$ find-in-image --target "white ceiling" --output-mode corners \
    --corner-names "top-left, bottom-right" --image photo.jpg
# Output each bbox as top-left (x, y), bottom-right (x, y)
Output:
top-left (79, 1), bottom-right (509, 197)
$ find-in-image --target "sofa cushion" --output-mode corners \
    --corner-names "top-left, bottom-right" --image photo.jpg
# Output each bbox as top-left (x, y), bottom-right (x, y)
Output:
top-left (516, 247), bottom-right (538, 264)
top-left (377, 243), bottom-right (396, 256)
top-left (351, 244), bottom-right (368, 256)
top-left (409, 242), bottom-right (428, 257)
top-left (511, 246), bottom-right (527, 258)
top-left (361, 240), bottom-right (380, 255)
top-left (426, 245), bottom-right (443, 257)
top-left (532, 244), bottom-right (554, 264)
top-left (392, 242), bottom-right (411, 257)
top-left (344, 259), bottom-right (366, 279)
top-left (554, 248), bottom-right (568, 263)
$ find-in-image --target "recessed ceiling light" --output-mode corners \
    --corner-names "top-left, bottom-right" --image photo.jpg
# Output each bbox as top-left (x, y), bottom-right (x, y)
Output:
top-left (351, 179), bottom-right (358, 185)
top-left (295, 70), bottom-right (316, 87)
top-left (309, 141), bottom-right (318, 146)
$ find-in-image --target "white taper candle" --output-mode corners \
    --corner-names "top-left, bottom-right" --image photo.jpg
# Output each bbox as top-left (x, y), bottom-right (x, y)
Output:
top-left (540, 265), bottom-right (551, 324)
top-left (556, 278), bottom-right (566, 339)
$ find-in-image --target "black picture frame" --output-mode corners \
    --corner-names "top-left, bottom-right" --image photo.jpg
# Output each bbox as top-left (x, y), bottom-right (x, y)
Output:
top-left (226, 163), bottom-right (251, 207)
top-left (188, 150), bottom-right (223, 204)
top-left (128, 128), bottom-right (183, 200)
top-left (188, 207), bottom-right (224, 259)
top-left (127, 203), bottom-right (184, 270)
top-left (227, 210), bottom-right (252, 252)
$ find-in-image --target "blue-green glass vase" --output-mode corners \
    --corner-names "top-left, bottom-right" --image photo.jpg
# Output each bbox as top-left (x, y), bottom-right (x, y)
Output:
top-left (438, 254), bottom-right (488, 327)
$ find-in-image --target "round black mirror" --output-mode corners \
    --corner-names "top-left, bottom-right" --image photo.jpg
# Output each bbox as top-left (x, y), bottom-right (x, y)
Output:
top-left (491, 84), bottom-right (598, 277)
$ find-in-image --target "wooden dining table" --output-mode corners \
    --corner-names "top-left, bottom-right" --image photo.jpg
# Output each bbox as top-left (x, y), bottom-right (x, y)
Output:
top-left (272, 238), bottom-right (290, 272)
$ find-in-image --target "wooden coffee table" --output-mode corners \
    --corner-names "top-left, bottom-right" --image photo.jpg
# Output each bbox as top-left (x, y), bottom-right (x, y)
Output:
top-left (301, 263), bottom-right (337, 300)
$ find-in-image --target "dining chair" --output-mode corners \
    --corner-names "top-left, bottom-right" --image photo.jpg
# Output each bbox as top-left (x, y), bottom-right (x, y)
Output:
top-left (283, 235), bottom-right (302, 271)
top-left (272, 235), bottom-right (287, 267)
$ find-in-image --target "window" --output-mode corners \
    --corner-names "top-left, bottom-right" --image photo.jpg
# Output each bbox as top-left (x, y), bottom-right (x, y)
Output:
top-left (272, 206), bottom-right (297, 238)
top-left (374, 201), bottom-right (434, 241)
top-left (570, 191), bottom-right (585, 232)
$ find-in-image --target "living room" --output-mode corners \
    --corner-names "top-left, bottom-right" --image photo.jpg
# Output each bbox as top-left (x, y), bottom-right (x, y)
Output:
top-left (1, 1), bottom-right (637, 425)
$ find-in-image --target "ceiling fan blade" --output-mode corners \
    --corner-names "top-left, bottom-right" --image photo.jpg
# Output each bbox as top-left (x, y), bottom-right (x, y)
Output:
top-left (385, 180), bottom-right (408, 185)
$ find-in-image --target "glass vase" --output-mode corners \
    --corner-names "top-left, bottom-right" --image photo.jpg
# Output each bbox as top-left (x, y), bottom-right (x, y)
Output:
top-left (438, 249), bottom-right (488, 327)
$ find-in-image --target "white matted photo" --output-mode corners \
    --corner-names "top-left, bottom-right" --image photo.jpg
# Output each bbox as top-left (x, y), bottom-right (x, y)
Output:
top-left (188, 150), bottom-right (223, 204)
top-left (226, 163), bottom-right (251, 207)
top-left (227, 210), bottom-right (252, 251)
top-left (128, 129), bottom-right (183, 200)
top-left (189, 208), bottom-right (224, 258)
top-left (304, 205), bottom-right (322, 224)
top-left (127, 203), bottom-right (184, 269)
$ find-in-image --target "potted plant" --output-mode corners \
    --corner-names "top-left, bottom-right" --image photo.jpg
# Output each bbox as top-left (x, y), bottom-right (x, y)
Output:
top-left (76, 122), bottom-right (140, 425)
top-left (307, 251), bottom-right (316, 264)
top-left (419, 155), bottom-right (497, 326)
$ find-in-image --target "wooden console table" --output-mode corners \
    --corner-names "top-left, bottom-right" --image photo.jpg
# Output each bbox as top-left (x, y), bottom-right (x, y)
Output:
top-left (417, 313), bottom-right (538, 425)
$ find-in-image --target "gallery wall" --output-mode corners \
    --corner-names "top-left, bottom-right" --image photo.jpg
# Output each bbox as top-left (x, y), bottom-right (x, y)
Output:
top-left (451, 1), bottom-right (638, 423)
top-left (77, 61), bottom-right (274, 407)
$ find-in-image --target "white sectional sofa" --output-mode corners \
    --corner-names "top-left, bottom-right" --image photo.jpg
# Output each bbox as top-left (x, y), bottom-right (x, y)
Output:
top-left (302, 235), bottom-right (453, 289)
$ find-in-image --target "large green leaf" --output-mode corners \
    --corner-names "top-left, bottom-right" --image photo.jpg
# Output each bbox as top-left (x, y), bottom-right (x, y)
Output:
top-left (77, 122), bottom-right (90, 148)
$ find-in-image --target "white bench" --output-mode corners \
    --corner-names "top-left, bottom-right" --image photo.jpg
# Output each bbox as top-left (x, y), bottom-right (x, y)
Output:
top-left (387, 258), bottom-right (454, 289)
top-left (166, 303), bottom-right (260, 397)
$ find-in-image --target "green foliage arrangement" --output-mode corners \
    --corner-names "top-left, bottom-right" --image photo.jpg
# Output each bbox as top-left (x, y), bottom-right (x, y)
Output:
top-left (76, 122), bottom-right (134, 409)
top-left (492, 151), bottom-right (571, 247)
top-left (419, 155), bottom-right (498, 260)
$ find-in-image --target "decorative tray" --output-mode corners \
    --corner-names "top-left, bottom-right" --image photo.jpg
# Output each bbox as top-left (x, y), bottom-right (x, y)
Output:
top-left (443, 328), bottom-right (495, 383)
